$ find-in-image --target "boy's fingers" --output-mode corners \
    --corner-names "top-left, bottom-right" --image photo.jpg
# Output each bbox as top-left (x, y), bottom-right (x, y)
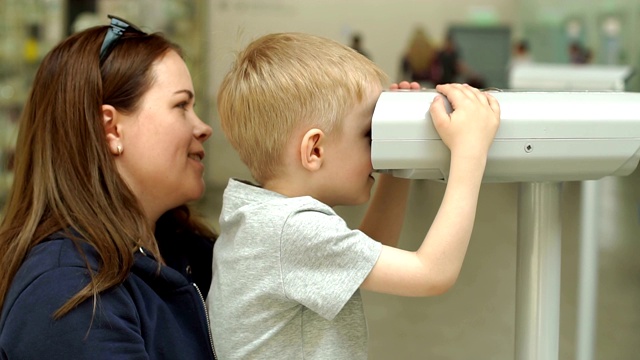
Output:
top-left (464, 84), bottom-right (490, 105)
top-left (390, 81), bottom-right (418, 90)
top-left (429, 96), bottom-right (449, 126)
top-left (440, 83), bottom-right (491, 108)
top-left (435, 84), bottom-right (464, 109)
top-left (439, 83), bottom-right (494, 116)
top-left (485, 93), bottom-right (501, 115)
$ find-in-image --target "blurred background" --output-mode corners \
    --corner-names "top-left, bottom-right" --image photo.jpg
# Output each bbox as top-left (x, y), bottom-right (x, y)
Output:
top-left (1, 0), bottom-right (640, 359)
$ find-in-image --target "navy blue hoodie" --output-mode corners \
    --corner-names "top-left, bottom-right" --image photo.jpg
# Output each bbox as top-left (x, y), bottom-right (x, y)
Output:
top-left (0, 231), bottom-right (216, 359)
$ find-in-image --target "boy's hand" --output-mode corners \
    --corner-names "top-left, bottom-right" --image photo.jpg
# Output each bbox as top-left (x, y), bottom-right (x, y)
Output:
top-left (429, 83), bottom-right (500, 158)
top-left (390, 81), bottom-right (420, 90)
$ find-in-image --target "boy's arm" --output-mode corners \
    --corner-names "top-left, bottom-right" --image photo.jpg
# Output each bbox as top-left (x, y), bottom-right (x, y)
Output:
top-left (359, 174), bottom-right (410, 247)
top-left (358, 81), bottom-right (418, 247)
top-left (361, 83), bottom-right (500, 297)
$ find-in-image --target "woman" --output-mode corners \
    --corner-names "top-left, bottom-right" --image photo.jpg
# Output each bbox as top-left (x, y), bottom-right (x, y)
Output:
top-left (400, 26), bottom-right (438, 87)
top-left (0, 15), bottom-right (216, 359)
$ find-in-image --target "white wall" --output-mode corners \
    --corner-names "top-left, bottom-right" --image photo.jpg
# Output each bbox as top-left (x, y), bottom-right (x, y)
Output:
top-left (206, 0), bottom-right (517, 186)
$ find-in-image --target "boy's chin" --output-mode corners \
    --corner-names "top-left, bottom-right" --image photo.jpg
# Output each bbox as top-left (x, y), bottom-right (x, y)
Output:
top-left (349, 193), bottom-right (372, 206)
top-left (331, 195), bottom-right (370, 208)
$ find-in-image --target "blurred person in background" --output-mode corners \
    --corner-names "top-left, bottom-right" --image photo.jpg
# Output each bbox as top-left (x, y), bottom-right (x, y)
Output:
top-left (569, 41), bottom-right (591, 64)
top-left (511, 39), bottom-right (533, 65)
top-left (400, 26), bottom-right (438, 87)
top-left (350, 32), bottom-right (372, 60)
top-left (431, 32), bottom-right (469, 85)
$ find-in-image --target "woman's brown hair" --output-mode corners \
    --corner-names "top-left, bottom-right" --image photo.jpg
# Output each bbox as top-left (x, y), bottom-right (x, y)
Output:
top-left (0, 25), bottom-right (215, 317)
top-left (404, 27), bottom-right (437, 79)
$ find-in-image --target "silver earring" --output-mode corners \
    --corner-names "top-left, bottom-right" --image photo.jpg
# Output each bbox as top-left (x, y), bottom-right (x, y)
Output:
top-left (117, 144), bottom-right (123, 155)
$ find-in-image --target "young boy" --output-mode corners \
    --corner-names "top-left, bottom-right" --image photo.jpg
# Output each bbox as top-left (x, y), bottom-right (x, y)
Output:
top-left (207, 32), bottom-right (500, 359)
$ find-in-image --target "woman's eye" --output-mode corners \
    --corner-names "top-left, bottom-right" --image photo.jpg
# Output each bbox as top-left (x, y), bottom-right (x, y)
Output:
top-left (177, 101), bottom-right (189, 110)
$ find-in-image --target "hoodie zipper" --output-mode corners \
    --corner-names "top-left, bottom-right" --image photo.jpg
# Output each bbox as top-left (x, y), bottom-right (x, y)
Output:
top-left (193, 283), bottom-right (218, 360)
top-left (137, 247), bottom-right (217, 359)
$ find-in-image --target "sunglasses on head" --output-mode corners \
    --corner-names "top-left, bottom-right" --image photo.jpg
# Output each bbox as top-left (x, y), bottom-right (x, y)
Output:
top-left (99, 14), bottom-right (146, 62)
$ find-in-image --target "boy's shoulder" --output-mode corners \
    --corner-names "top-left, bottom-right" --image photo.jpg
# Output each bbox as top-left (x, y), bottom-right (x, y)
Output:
top-left (223, 178), bottom-right (334, 215)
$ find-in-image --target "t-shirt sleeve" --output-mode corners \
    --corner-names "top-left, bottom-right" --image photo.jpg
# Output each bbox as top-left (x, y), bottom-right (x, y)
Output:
top-left (279, 207), bottom-right (382, 320)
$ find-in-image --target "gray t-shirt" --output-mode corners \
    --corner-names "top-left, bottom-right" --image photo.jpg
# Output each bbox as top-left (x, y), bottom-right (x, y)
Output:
top-left (207, 178), bottom-right (382, 359)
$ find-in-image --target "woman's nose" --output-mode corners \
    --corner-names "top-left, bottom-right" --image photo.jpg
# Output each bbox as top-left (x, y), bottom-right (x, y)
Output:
top-left (195, 117), bottom-right (213, 142)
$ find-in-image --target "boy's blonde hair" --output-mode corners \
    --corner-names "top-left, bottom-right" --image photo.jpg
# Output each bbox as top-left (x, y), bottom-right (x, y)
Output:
top-left (218, 32), bottom-right (389, 183)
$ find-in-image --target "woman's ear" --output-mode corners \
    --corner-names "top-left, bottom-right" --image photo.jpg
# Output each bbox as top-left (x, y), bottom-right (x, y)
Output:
top-left (102, 104), bottom-right (123, 156)
top-left (299, 128), bottom-right (324, 172)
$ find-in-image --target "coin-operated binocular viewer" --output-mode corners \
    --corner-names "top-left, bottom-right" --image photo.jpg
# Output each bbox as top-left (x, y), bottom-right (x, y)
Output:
top-left (509, 63), bottom-right (633, 92)
top-left (371, 90), bottom-right (640, 360)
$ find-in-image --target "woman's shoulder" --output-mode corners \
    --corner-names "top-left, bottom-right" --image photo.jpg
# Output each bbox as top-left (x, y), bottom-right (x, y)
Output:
top-left (0, 236), bottom-right (148, 360)
top-left (1, 235), bottom-right (104, 333)
top-left (7, 234), bottom-right (100, 301)
top-left (28, 233), bottom-right (100, 271)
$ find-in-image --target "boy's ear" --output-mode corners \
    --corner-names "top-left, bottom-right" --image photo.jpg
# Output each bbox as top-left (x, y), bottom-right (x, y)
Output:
top-left (102, 104), bottom-right (123, 155)
top-left (299, 128), bottom-right (325, 172)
